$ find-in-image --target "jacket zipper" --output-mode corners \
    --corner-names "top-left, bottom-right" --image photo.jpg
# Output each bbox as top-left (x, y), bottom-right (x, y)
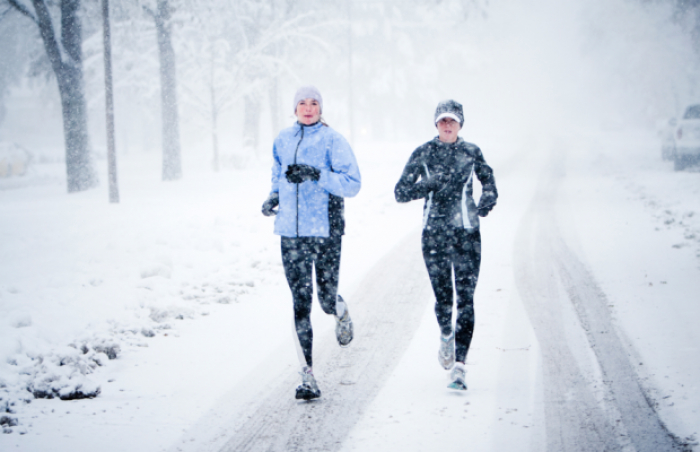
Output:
top-left (293, 125), bottom-right (305, 237)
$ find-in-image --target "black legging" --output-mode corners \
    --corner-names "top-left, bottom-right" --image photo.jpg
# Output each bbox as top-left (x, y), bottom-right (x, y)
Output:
top-left (281, 235), bottom-right (342, 367)
top-left (422, 227), bottom-right (481, 363)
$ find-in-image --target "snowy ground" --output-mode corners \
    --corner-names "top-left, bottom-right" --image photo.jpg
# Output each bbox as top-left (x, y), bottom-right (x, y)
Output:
top-left (1, 126), bottom-right (699, 451)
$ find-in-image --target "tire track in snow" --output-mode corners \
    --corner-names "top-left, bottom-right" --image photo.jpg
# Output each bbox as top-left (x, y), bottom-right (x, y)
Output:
top-left (218, 231), bottom-right (433, 452)
top-left (514, 148), bottom-right (686, 451)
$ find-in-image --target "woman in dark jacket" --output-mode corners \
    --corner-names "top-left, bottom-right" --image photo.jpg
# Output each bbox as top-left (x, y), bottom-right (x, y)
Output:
top-left (394, 99), bottom-right (497, 390)
top-left (261, 86), bottom-right (361, 400)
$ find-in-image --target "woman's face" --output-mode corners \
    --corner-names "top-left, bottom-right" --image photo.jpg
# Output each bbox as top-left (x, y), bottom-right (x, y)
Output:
top-left (295, 98), bottom-right (321, 125)
top-left (436, 117), bottom-right (461, 143)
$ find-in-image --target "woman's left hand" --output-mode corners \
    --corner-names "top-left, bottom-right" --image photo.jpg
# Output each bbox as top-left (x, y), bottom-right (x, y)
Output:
top-left (477, 192), bottom-right (497, 217)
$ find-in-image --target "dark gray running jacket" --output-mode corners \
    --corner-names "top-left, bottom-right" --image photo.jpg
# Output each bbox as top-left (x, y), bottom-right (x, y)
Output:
top-left (394, 137), bottom-right (498, 233)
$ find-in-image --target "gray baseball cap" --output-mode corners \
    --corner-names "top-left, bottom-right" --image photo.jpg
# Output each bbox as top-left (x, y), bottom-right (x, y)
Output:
top-left (434, 99), bottom-right (464, 126)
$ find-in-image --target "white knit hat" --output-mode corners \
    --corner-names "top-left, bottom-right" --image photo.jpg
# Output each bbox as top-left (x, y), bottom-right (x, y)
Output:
top-left (293, 86), bottom-right (323, 113)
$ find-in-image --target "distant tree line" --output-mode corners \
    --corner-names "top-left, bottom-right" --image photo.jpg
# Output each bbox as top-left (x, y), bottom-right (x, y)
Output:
top-left (1, 0), bottom-right (341, 192)
top-left (0, 0), bottom-right (487, 193)
top-left (3, 0), bottom-right (699, 193)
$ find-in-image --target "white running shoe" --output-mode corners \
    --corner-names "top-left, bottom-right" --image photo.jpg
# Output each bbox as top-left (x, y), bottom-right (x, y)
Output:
top-left (438, 332), bottom-right (455, 370)
top-left (335, 295), bottom-right (353, 347)
top-left (448, 362), bottom-right (467, 390)
top-left (295, 366), bottom-right (321, 400)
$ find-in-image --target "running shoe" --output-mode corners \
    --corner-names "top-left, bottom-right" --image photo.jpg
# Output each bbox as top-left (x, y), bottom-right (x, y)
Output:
top-left (438, 332), bottom-right (455, 370)
top-left (295, 366), bottom-right (321, 400)
top-left (448, 362), bottom-right (467, 390)
top-left (335, 295), bottom-right (353, 347)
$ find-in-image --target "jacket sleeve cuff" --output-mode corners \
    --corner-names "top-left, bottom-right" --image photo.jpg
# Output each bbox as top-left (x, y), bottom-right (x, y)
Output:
top-left (318, 169), bottom-right (329, 187)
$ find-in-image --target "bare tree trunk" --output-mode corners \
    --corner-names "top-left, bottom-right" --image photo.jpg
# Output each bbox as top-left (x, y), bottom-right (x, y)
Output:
top-left (269, 75), bottom-right (279, 137)
top-left (240, 3), bottom-right (264, 158)
top-left (102, 0), bottom-right (119, 203)
top-left (57, 61), bottom-right (96, 191)
top-left (689, 2), bottom-right (700, 55)
top-left (10, 0), bottom-right (97, 192)
top-left (51, 0), bottom-right (96, 192)
top-left (347, 0), bottom-right (354, 147)
top-left (243, 93), bottom-right (260, 156)
top-left (268, 1), bottom-right (280, 139)
top-left (152, 0), bottom-right (182, 181)
top-left (209, 51), bottom-right (219, 172)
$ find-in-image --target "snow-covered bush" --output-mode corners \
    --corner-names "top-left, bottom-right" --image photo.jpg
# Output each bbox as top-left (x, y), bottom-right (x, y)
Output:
top-left (19, 341), bottom-right (117, 400)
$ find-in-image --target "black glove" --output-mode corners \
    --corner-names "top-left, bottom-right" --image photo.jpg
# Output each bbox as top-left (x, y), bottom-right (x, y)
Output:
top-left (285, 164), bottom-right (321, 184)
top-left (477, 207), bottom-right (491, 217)
top-left (424, 173), bottom-right (451, 193)
top-left (261, 192), bottom-right (279, 217)
top-left (477, 192), bottom-right (496, 217)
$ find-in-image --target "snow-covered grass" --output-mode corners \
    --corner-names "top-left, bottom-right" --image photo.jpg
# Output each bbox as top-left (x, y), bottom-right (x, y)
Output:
top-left (0, 151), bottom-right (287, 438)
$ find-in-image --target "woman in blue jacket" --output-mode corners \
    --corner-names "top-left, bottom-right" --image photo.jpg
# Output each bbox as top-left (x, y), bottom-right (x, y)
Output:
top-left (394, 99), bottom-right (497, 391)
top-left (261, 86), bottom-right (361, 400)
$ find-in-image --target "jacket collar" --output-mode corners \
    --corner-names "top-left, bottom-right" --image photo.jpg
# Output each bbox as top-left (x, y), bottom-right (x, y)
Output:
top-left (432, 136), bottom-right (464, 148)
top-left (295, 121), bottom-right (324, 135)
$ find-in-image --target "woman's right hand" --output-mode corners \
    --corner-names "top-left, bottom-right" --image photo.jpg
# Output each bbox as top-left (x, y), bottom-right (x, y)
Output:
top-left (262, 192), bottom-right (279, 216)
top-left (425, 173), bottom-right (451, 193)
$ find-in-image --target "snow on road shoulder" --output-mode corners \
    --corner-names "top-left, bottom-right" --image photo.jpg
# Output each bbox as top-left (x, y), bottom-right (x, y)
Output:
top-left (0, 154), bottom-right (285, 444)
top-left (560, 128), bottom-right (700, 447)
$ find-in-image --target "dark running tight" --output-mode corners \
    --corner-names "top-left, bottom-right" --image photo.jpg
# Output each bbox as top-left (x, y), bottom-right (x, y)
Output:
top-left (281, 235), bottom-right (341, 368)
top-left (422, 227), bottom-right (481, 363)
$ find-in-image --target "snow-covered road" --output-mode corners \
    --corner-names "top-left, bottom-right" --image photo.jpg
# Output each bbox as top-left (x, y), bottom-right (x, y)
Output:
top-left (209, 232), bottom-right (432, 452)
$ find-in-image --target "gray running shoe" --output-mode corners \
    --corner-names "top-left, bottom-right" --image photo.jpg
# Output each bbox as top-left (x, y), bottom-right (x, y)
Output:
top-left (335, 295), bottom-right (353, 347)
top-left (438, 332), bottom-right (455, 370)
top-left (295, 366), bottom-right (321, 400)
top-left (448, 362), bottom-right (467, 390)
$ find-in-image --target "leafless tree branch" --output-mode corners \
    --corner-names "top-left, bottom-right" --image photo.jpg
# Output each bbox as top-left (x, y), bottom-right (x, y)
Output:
top-left (142, 4), bottom-right (154, 18)
top-left (6, 0), bottom-right (37, 23)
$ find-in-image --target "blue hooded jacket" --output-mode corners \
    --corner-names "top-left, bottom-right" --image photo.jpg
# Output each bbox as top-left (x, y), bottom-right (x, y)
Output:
top-left (271, 122), bottom-right (361, 238)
